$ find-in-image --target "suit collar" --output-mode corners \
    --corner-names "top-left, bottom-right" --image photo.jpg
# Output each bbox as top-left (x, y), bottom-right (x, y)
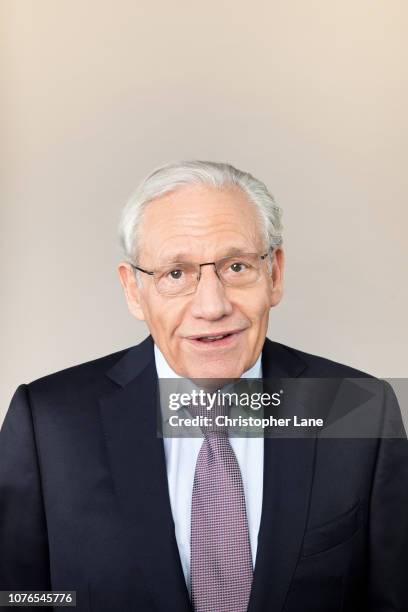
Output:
top-left (105, 335), bottom-right (155, 387)
top-left (261, 337), bottom-right (308, 378)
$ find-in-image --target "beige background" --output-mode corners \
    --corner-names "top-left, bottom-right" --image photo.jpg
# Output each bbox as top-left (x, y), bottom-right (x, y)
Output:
top-left (1, 0), bottom-right (407, 424)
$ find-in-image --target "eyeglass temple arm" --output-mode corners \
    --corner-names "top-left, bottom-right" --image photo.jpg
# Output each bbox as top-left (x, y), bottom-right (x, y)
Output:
top-left (130, 264), bottom-right (154, 276)
top-left (262, 246), bottom-right (276, 259)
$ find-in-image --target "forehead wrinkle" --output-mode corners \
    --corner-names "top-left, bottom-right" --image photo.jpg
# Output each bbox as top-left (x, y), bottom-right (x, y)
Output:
top-left (145, 209), bottom-right (261, 243)
top-left (151, 209), bottom-right (252, 232)
top-left (137, 187), bottom-right (265, 263)
top-left (152, 223), bottom-right (261, 260)
top-left (141, 185), bottom-right (259, 230)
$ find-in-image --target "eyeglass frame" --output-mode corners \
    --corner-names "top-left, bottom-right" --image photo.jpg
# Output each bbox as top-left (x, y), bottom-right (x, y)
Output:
top-left (129, 247), bottom-right (275, 296)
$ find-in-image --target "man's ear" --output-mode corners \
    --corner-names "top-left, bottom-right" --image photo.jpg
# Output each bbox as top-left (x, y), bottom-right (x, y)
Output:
top-left (269, 247), bottom-right (284, 307)
top-left (117, 262), bottom-right (146, 321)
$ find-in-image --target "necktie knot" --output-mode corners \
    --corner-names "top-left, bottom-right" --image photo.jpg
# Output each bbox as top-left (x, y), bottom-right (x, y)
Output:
top-left (187, 390), bottom-right (231, 437)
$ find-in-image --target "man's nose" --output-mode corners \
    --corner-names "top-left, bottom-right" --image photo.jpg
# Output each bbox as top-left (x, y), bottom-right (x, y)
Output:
top-left (189, 264), bottom-right (233, 320)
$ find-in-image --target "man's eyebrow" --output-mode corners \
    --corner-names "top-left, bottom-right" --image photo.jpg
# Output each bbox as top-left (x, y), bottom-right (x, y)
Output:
top-left (220, 247), bottom-right (254, 257)
top-left (158, 252), bottom-right (193, 263)
top-left (158, 247), bottom-right (254, 264)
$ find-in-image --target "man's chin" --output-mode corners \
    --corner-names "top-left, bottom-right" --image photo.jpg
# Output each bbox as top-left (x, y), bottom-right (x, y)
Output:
top-left (183, 362), bottom-right (244, 383)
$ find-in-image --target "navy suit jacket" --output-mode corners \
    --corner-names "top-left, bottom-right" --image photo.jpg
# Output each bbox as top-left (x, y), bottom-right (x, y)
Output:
top-left (1, 336), bottom-right (407, 612)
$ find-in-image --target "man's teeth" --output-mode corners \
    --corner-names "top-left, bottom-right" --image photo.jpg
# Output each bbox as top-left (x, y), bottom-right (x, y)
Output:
top-left (200, 334), bottom-right (227, 341)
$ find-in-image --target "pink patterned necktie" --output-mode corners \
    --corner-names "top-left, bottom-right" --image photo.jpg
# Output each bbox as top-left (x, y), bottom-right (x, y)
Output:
top-left (190, 394), bottom-right (253, 612)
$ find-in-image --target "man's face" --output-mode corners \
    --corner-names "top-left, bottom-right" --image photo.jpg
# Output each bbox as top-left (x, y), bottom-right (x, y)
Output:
top-left (118, 184), bottom-right (284, 379)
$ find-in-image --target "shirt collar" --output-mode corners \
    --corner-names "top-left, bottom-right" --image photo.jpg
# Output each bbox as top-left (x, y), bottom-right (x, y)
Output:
top-left (155, 344), bottom-right (264, 436)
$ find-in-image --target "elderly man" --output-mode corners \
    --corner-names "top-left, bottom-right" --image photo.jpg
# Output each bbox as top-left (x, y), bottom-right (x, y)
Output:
top-left (0, 160), bottom-right (407, 612)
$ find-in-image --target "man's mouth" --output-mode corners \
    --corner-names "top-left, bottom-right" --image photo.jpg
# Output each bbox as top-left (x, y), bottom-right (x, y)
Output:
top-left (197, 334), bottom-right (231, 342)
top-left (185, 330), bottom-right (244, 346)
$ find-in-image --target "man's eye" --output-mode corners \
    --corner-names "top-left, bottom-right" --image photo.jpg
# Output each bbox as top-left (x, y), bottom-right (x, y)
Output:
top-left (230, 262), bottom-right (247, 273)
top-left (167, 269), bottom-right (184, 280)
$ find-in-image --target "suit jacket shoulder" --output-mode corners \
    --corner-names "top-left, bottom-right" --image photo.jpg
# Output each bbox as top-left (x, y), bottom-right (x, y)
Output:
top-left (262, 338), bottom-right (373, 379)
top-left (26, 336), bottom-right (154, 404)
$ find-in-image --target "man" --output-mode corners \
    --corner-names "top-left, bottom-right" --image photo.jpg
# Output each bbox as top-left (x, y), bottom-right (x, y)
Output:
top-left (0, 160), bottom-right (407, 612)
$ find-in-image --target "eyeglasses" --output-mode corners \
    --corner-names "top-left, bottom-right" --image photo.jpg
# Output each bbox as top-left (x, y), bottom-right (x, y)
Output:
top-left (130, 249), bottom-right (273, 296)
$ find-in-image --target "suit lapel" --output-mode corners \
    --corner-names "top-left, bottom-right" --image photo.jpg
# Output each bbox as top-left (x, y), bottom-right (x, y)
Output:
top-left (248, 339), bottom-right (318, 612)
top-left (99, 336), bottom-right (192, 612)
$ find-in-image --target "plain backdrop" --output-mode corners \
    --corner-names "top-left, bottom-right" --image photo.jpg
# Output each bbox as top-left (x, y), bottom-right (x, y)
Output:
top-left (1, 0), bottom-right (407, 425)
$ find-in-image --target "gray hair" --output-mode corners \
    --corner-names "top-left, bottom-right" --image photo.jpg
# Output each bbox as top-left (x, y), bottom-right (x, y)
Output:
top-left (118, 160), bottom-right (283, 263)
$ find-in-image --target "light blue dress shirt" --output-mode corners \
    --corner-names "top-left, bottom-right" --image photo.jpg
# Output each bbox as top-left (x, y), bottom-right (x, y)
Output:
top-left (154, 344), bottom-right (264, 593)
